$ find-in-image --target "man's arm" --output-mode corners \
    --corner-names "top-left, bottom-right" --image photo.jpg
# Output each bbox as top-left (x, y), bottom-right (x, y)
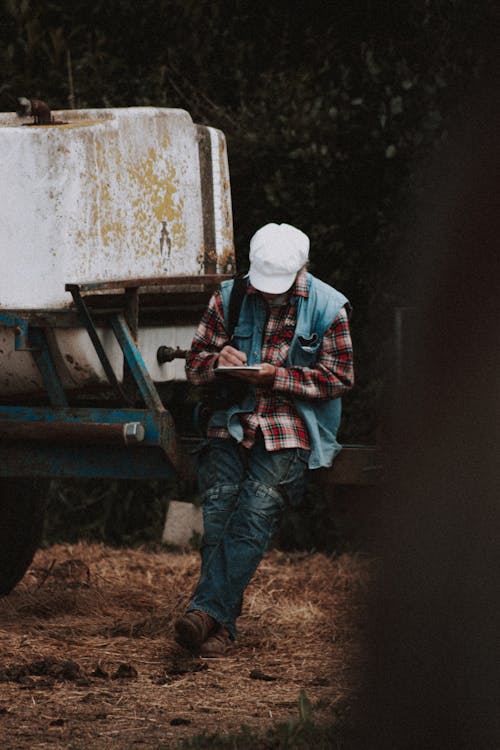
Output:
top-left (272, 306), bottom-right (354, 399)
top-left (186, 292), bottom-right (354, 395)
top-left (215, 305), bottom-right (354, 394)
top-left (185, 290), bottom-right (228, 384)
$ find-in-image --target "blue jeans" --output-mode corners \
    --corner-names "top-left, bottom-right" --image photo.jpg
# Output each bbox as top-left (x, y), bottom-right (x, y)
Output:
top-left (188, 435), bottom-right (309, 639)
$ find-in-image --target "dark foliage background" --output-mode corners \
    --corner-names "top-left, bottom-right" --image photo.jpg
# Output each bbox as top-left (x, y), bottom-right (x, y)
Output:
top-left (1, 0), bottom-right (497, 545)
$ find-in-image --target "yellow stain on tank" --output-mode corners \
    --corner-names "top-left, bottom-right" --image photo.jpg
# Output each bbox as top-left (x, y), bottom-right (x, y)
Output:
top-left (125, 143), bottom-right (185, 262)
top-left (71, 122), bottom-right (188, 274)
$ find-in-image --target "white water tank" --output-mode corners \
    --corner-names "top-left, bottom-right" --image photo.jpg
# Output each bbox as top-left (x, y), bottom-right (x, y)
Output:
top-left (0, 107), bottom-right (234, 395)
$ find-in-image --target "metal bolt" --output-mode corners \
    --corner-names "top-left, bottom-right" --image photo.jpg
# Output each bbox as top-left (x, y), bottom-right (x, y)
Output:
top-left (123, 422), bottom-right (145, 444)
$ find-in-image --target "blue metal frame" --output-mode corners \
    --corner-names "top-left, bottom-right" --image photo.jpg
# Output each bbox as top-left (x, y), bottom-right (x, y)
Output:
top-left (0, 288), bottom-right (383, 486)
top-left (111, 314), bottom-right (164, 412)
top-left (27, 327), bottom-right (68, 407)
top-left (0, 310), bottom-right (31, 351)
top-left (0, 286), bottom-right (178, 480)
top-left (0, 405), bottom-right (176, 479)
top-left (0, 441), bottom-right (175, 479)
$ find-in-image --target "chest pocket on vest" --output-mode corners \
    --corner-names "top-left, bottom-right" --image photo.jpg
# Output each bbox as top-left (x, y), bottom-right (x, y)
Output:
top-left (231, 323), bottom-right (254, 352)
top-left (289, 332), bottom-right (321, 367)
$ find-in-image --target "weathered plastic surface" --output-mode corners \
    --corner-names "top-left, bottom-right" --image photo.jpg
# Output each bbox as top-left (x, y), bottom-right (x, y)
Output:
top-left (0, 107), bottom-right (234, 392)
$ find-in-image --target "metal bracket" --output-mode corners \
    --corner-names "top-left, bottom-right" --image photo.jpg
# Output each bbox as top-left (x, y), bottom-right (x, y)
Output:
top-left (0, 311), bottom-right (32, 351)
top-left (0, 311), bottom-right (67, 406)
top-left (66, 284), bottom-right (129, 403)
top-left (28, 327), bottom-right (68, 407)
top-left (110, 313), bottom-right (177, 467)
top-left (65, 282), bottom-right (178, 469)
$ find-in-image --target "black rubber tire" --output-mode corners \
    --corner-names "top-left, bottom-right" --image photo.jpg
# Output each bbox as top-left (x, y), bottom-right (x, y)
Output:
top-left (0, 479), bottom-right (48, 596)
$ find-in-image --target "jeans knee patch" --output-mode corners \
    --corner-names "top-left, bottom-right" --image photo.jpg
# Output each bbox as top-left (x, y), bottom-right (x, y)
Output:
top-left (229, 480), bottom-right (284, 543)
top-left (239, 480), bottom-right (284, 515)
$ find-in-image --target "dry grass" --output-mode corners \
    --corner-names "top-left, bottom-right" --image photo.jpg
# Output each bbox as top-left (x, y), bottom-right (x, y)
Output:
top-left (0, 543), bottom-right (372, 749)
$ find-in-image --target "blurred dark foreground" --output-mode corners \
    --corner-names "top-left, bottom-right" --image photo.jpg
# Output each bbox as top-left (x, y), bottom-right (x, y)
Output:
top-left (356, 66), bottom-right (500, 749)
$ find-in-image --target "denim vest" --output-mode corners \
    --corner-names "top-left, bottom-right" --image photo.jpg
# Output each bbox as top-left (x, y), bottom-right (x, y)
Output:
top-left (209, 273), bottom-right (349, 469)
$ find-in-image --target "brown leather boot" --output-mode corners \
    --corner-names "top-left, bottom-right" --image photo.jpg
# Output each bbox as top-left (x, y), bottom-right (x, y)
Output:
top-left (199, 627), bottom-right (233, 658)
top-left (174, 610), bottom-right (218, 652)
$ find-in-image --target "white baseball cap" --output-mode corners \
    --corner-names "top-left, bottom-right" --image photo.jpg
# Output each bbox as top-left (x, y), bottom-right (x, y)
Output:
top-left (248, 223), bottom-right (310, 294)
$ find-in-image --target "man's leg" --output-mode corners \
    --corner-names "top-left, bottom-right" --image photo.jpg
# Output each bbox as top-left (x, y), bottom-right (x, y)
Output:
top-left (175, 437), bottom-right (244, 650)
top-left (189, 435), bottom-right (309, 640)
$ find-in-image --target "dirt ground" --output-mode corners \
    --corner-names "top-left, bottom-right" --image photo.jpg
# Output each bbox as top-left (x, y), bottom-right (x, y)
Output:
top-left (0, 542), bottom-right (371, 749)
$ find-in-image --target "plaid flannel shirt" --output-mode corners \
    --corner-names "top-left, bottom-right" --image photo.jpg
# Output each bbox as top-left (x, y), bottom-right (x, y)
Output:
top-left (185, 271), bottom-right (354, 451)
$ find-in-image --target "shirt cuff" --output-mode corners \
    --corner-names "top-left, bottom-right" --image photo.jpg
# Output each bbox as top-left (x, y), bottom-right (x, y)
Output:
top-left (272, 366), bottom-right (296, 394)
top-left (186, 352), bottom-right (220, 384)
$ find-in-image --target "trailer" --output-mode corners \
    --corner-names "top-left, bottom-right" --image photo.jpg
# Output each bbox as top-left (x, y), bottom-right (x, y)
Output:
top-left (0, 106), bottom-right (380, 596)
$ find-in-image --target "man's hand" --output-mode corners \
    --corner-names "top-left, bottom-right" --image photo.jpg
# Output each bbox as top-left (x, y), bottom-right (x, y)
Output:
top-left (218, 345), bottom-right (247, 367)
top-left (234, 362), bottom-right (276, 386)
top-left (216, 346), bottom-right (276, 386)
